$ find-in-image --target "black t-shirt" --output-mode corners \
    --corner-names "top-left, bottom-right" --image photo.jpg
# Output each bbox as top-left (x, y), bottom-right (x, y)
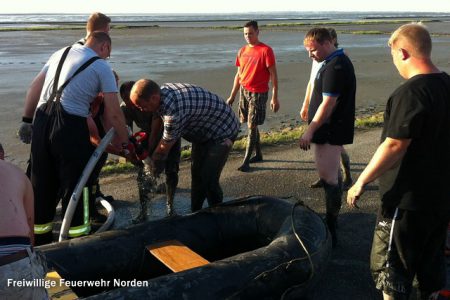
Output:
top-left (120, 103), bottom-right (153, 134)
top-left (379, 72), bottom-right (450, 212)
top-left (309, 49), bottom-right (356, 145)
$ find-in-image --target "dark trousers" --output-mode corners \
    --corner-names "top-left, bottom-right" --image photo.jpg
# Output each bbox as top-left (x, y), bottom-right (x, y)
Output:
top-left (31, 102), bottom-right (95, 244)
top-left (190, 140), bottom-right (232, 212)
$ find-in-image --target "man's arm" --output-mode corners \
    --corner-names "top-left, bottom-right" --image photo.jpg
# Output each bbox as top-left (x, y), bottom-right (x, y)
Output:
top-left (102, 93), bottom-right (141, 163)
top-left (148, 116), bottom-right (163, 154)
top-left (87, 116), bottom-right (121, 155)
top-left (300, 81), bottom-right (312, 121)
top-left (87, 116), bottom-right (101, 146)
top-left (23, 71), bottom-right (46, 119)
top-left (227, 68), bottom-right (241, 106)
top-left (19, 71), bottom-right (46, 144)
top-left (347, 137), bottom-right (411, 207)
top-left (102, 92), bottom-right (130, 147)
top-left (152, 138), bottom-right (177, 161)
top-left (299, 95), bottom-right (337, 150)
top-left (268, 65), bottom-right (279, 112)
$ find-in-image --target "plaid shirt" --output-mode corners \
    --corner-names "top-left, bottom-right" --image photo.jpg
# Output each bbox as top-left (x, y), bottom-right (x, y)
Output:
top-left (158, 83), bottom-right (239, 143)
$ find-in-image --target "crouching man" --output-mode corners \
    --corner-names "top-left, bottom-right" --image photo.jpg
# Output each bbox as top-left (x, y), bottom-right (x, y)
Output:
top-left (130, 80), bottom-right (239, 212)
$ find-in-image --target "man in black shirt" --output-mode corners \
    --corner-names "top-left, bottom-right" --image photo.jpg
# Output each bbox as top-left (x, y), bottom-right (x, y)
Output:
top-left (300, 28), bottom-right (356, 247)
top-left (348, 23), bottom-right (450, 299)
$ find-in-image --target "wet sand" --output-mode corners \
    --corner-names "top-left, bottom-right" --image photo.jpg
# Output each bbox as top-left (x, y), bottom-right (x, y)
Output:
top-left (0, 21), bottom-right (449, 168)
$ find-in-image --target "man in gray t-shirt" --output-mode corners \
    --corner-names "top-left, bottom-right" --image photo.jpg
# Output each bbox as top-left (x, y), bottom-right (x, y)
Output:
top-left (24, 32), bottom-right (133, 245)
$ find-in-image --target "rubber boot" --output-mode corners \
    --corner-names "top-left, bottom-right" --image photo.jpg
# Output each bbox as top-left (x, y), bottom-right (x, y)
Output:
top-left (94, 180), bottom-right (115, 203)
top-left (88, 185), bottom-right (107, 225)
top-left (340, 151), bottom-right (353, 191)
top-left (310, 178), bottom-right (323, 188)
top-left (35, 231), bottom-right (53, 246)
top-left (238, 128), bottom-right (257, 172)
top-left (249, 128), bottom-right (263, 163)
top-left (165, 172), bottom-right (178, 216)
top-left (133, 166), bottom-right (151, 224)
top-left (322, 180), bottom-right (343, 248)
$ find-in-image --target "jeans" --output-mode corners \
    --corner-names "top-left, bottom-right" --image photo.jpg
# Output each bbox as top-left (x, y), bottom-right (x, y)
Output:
top-left (190, 139), bottom-right (233, 212)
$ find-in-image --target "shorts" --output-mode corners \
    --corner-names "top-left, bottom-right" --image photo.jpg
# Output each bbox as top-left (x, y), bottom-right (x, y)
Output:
top-left (370, 205), bottom-right (449, 298)
top-left (311, 123), bottom-right (353, 145)
top-left (0, 248), bottom-right (48, 299)
top-left (239, 88), bottom-right (268, 126)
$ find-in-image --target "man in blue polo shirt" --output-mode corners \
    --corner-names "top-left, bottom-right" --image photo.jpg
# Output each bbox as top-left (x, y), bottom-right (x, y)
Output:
top-left (300, 27), bottom-right (356, 247)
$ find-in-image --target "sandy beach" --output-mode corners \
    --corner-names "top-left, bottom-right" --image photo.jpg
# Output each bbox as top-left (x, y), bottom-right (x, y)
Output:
top-left (0, 20), bottom-right (449, 168)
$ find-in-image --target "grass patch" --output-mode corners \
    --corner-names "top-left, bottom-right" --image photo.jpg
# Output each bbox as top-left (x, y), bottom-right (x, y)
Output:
top-left (355, 112), bottom-right (384, 128)
top-left (101, 161), bottom-right (138, 175)
top-left (100, 112), bottom-right (384, 174)
top-left (211, 19), bottom-right (437, 31)
top-left (181, 148), bottom-right (191, 160)
top-left (232, 126), bottom-right (306, 151)
top-left (349, 30), bottom-right (385, 35)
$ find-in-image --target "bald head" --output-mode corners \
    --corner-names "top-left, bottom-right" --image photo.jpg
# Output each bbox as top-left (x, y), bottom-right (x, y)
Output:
top-left (130, 79), bottom-right (161, 112)
top-left (388, 23), bottom-right (432, 59)
top-left (131, 79), bottom-right (160, 99)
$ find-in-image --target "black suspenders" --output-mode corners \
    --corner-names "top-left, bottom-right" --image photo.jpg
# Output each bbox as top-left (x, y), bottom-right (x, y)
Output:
top-left (49, 46), bottom-right (101, 103)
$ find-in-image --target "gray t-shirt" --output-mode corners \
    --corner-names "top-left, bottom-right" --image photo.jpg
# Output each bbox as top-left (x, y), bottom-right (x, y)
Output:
top-left (38, 45), bottom-right (117, 117)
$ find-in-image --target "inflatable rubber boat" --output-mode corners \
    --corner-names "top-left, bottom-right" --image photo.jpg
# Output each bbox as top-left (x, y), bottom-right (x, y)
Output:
top-left (40, 196), bottom-right (331, 299)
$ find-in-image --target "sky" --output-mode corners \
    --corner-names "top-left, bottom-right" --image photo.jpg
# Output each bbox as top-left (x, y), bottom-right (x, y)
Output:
top-left (2, 0), bottom-right (450, 14)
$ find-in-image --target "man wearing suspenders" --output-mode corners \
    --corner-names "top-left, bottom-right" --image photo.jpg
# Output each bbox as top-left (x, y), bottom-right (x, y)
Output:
top-left (23, 32), bottom-right (133, 245)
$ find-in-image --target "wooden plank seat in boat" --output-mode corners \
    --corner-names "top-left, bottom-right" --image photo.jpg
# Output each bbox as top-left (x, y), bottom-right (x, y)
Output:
top-left (45, 270), bottom-right (78, 300)
top-left (147, 239), bottom-right (209, 272)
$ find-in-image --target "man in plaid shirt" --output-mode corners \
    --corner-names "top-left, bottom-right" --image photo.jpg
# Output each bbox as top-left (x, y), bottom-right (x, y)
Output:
top-left (130, 80), bottom-right (239, 212)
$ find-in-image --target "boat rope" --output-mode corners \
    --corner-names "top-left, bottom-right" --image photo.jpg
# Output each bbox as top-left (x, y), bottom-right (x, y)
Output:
top-left (280, 200), bottom-right (317, 299)
top-left (290, 200), bottom-right (315, 280)
top-left (228, 199), bottom-right (323, 299)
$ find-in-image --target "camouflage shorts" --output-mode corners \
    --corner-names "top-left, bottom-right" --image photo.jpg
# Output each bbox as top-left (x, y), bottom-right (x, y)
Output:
top-left (370, 206), bottom-right (448, 298)
top-left (239, 88), bottom-right (268, 126)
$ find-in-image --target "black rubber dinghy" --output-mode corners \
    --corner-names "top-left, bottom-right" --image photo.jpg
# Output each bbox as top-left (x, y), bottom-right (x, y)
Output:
top-left (40, 196), bottom-right (331, 299)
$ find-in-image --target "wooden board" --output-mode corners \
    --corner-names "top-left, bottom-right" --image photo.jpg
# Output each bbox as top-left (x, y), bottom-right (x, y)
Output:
top-left (45, 270), bottom-right (78, 300)
top-left (147, 240), bottom-right (209, 272)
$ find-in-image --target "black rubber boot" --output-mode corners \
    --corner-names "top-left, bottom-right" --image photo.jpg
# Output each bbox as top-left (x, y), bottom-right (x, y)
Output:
top-left (95, 184), bottom-right (115, 203)
top-left (88, 185), bottom-right (107, 225)
top-left (133, 166), bottom-right (152, 224)
top-left (310, 178), bottom-right (323, 188)
top-left (340, 151), bottom-right (353, 191)
top-left (322, 180), bottom-right (343, 248)
top-left (249, 128), bottom-right (263, 163)
top-left (165, 172), bottom-right (178, 216)
top-left (238, 128), bottom-right (258, 172)
top-left (326, 213), bottom-right (338, 249)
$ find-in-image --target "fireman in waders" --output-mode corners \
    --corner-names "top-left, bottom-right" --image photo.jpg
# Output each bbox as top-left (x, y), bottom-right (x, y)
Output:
top-left (24, 32), bottom-right (134, 245)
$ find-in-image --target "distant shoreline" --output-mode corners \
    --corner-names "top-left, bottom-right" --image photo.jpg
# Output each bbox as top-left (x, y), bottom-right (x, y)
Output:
top-left (2, 18), bottom-right (449, 36)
